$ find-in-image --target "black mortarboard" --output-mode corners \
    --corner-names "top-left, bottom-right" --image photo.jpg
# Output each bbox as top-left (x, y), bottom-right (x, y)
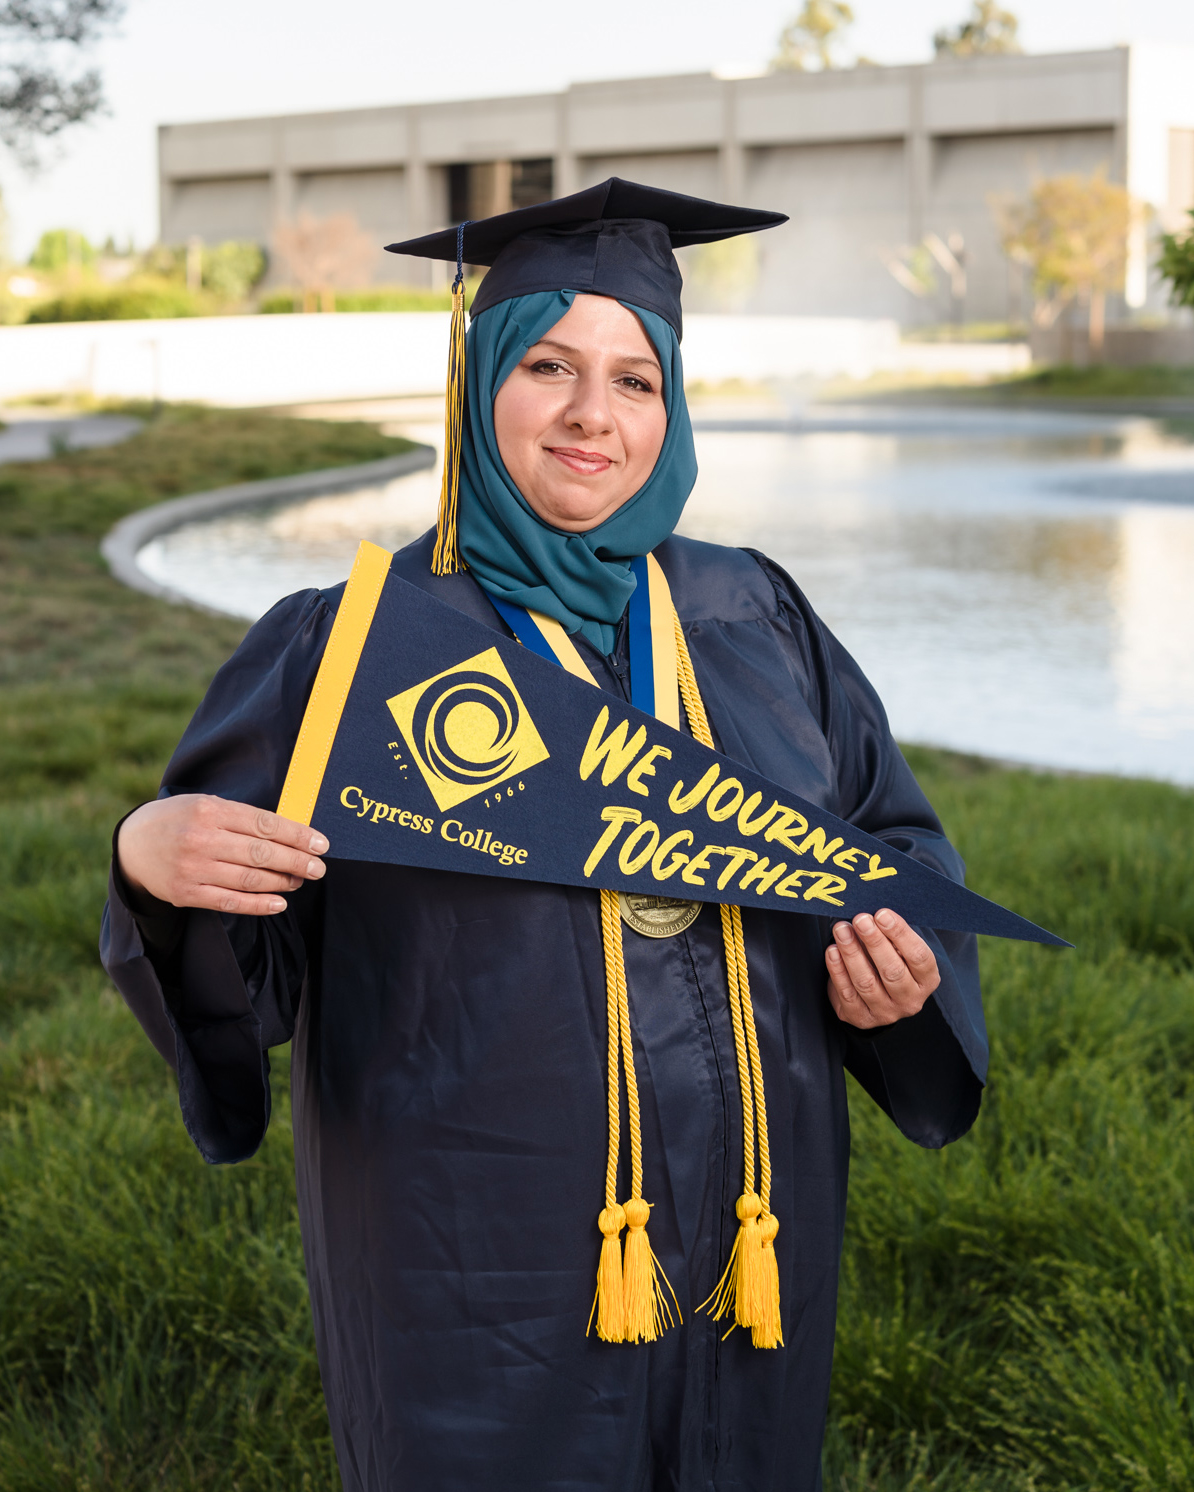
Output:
top-left (385, 177), bottom-right (788, 338)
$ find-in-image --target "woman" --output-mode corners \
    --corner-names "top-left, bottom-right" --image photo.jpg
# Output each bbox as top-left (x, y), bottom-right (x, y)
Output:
top-left (103, 179), bottom-right (985, 1491)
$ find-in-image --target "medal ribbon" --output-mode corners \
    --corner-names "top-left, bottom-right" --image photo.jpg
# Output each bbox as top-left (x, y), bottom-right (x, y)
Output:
top-left (491, 553), bottom-right (782, 1350)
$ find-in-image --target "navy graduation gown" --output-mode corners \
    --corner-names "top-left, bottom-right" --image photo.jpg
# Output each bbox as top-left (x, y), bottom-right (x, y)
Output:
top-left (101, 531), bottom-right (985, 1492)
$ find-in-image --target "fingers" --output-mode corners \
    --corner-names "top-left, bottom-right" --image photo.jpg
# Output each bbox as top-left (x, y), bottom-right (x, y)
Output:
top-left (210, 826), bottom-right (326, 883)
top-left (116, 793), bottom-right (331, 916)
top-left (215, 799), bottom-right (330, 856)
top-left (872, 909), bottom-right (940, 992)
top-left (825, 910), bottom-right (941, 1029)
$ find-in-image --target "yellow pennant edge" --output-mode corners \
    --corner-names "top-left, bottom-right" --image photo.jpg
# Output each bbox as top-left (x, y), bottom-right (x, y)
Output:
top-left (645, 553), bottom-right (681, 731)
top-left (277, 540), bottom-right (393, 827)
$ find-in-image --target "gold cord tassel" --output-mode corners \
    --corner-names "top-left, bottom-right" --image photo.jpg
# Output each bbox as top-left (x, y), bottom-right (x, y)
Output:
top-left (676, 611), bottom-right (783, 1349)
top-left (589, 889), bottom-right (679, 1344)
top-left (431, 270), bottom-right (467, 576)
top-left (590, 890), bottom-right (628, 1342)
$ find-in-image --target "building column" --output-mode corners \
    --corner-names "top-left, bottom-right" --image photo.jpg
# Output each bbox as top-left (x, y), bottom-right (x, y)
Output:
top-left (905, 66), bottom-right (931, 248)
top-left (271, 168), bottom-right (295, 229)
top-left (405, 106), bottom-right (435, 285)
top-left (720, 80), bottom-right (745, 203)
top-left (554, 92), bottom-right (579, 199)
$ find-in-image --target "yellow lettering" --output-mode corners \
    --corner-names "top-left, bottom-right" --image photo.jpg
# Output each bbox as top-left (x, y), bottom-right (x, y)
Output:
top-left (805, 872), bottom-right (847, 906)
top-left (421, 818), bottom-right (434, 834)
top-left (860, 853), bottom-right (898, 881)
top-left (580, 707), bottom-right (648, 787)
top-left (706, 778), bottom-right (745, 823)
top-left (795, 827), bottom-right (845, 863)
top-left (737, 792), bottom-right (778, 837)
top-left (515, 848), bottom-right (528, 864)
top-left (358, 797), bottom-right (375, 819)
top-left (764, 807), bottom-right (809, 853)
top-left (716, 846), bottom-right (758, 890)
top-left (441, 819), bottom-right (461, 842)
top-left (776, 868), bottom-right (818, 898)
top-left (340, 785), bottom-right (361, 810)
top-left (682, 843), bottom-right (724, 887)
top-left (626, 744), bottom-right (673, 797)
top-left (371, 802), bottom-right (391, 824)
top-left (583, 806), bottom-right (643, 878)
top-left (651, 830), bottom-right (694, 881)
top-left (669, 765), bottom-right (720, 814)
top-left (832, 846), bottom-right (865, 870)
top-left (489, 839), bottom-right (503, 856)
top-left (619, 820), bottom-right (661, 875)
top-left (739, 856), bottom-right (789, 895)
top-left (398, 809), bottom-right (411, 827)
top-left (385, 805), bottom-right (400, 822)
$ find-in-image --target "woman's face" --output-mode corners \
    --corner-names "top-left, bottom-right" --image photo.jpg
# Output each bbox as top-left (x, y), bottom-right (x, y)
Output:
top-left (493, 294), bottom-right (667, 532)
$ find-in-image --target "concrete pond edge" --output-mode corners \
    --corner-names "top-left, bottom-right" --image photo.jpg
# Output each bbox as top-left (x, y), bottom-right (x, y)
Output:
top-left (101, 443), bottom-right (437, 610)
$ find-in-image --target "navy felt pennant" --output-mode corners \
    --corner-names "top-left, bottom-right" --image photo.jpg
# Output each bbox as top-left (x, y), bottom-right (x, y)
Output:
top-left (285, 561), bottom-right (1067, 948)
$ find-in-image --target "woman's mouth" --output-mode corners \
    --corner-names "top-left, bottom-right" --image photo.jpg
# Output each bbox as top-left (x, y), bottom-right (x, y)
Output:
top-left (547, 447), bottom-right (613, 475)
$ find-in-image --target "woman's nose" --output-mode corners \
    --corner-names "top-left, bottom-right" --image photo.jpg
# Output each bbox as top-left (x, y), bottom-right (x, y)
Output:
top-left (563, 376), bottom-right (615, 437)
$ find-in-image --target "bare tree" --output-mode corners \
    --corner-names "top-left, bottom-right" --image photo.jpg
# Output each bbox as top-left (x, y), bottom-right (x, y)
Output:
top-left (772, 1), bottom-right (856, 71)
top-left (934, 2), bottom-right (1021, 58)
top-left (1, 0), bottom-right (123, 163)
top-left (993, 169), bottom-right (1134, 353)
top-left (271, 212), bottom-right (377, 312)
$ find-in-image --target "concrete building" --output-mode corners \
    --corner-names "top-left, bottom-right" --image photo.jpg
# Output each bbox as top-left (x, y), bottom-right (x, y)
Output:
top-left (158, 44), bottom-right (1194, 325)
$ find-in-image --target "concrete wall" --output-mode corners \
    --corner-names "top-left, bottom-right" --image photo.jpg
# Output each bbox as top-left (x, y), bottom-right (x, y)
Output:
top-left (0, 314), bottom-right (1029, 407)
top-left (156, 45), bottom-right (1194, 326)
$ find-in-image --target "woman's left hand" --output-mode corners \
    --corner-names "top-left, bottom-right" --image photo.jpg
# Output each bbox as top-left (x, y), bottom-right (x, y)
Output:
top-left (825, 909), bottom-right (940, 1029)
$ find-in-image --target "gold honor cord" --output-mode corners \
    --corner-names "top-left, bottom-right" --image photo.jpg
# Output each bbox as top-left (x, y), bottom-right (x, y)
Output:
top-left (676, 615), bottom-right (782, 1350)
top-left (532, 557), bottom-right (778, 1349)
top-left (277, 540), bottom-right (393, 826)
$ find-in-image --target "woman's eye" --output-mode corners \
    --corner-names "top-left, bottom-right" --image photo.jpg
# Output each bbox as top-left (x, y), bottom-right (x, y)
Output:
top-left (618, 375), bottom-right (654, 394)
top-left (529, 360), bottom-right (566, 376)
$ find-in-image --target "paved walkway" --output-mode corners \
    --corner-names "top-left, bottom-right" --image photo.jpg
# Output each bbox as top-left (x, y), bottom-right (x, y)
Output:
top-left (0, 408), bottom-right (142, 465)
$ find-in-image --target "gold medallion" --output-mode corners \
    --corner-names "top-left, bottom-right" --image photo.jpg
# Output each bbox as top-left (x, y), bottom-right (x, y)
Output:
top-left (618, 892), bottom-right (702, 939)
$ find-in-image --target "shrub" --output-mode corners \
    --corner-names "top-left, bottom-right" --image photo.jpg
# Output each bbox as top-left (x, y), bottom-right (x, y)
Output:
top-left (25, 280), bottom-right (203, 323)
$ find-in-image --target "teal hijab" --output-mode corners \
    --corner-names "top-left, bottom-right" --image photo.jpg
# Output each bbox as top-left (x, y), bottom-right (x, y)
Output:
top-left (457, 290), bottom-right (698, 654)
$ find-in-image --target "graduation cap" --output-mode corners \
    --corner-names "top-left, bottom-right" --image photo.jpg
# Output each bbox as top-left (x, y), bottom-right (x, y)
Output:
top-left (384, 178), bottom-right (788, 575)
top-left (385, 177), bottom-right (787, 338)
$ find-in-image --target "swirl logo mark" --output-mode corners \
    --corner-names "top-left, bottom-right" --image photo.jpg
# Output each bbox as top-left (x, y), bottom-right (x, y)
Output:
top-left (387, 647), bottom-right (550, 810)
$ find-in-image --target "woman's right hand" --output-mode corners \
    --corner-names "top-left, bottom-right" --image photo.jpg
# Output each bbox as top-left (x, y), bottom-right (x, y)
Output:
top-left (116, 795), bottom-right (329, 917)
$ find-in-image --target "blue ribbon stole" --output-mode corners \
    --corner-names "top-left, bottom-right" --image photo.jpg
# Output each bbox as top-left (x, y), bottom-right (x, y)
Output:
top-left (489, 555), bottom-right (656, 712)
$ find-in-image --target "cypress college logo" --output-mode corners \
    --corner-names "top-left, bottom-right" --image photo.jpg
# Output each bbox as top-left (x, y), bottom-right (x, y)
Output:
top-left (386, 647), bottom-right (550, 812)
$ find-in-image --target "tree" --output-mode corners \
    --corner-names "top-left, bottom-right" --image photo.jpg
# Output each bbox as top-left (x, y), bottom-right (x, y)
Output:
top-left (773, 1), bottom-right (856, 71)
top-left (934, 1), bottom-right (1021, 58)
top-left (271, 213), bottom-right (376, 312)
top-left (1157, 210), bottom-right (1194, 309)
top-left (1, 0), bottom-right (124, 163)
top-left (993, 168), bottom-right (1133, 353)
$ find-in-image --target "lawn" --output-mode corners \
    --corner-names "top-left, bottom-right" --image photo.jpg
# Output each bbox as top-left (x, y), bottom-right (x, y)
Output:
top-left (1, 408), bottom-right (1192, 1490)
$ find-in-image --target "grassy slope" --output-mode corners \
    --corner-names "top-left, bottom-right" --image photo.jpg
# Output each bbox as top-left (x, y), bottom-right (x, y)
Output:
top-left (1, 412), bottom-right (1192, 1490)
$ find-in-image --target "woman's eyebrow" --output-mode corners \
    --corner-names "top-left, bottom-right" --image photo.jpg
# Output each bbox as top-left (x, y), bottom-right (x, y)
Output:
top-left (533, 338), bottom-right (661, 372)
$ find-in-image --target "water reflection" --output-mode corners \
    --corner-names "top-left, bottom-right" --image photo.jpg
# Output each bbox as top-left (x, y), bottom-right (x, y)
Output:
top-left (136, 414), bottom-right (1194, 785)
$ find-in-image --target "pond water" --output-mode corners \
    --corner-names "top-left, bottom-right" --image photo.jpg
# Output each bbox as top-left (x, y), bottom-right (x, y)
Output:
top-left (136, 406), bottom-right (1194, 785)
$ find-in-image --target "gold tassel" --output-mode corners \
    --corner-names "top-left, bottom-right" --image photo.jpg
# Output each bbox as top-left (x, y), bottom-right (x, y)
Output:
top-left (677, 611), bottom-right (783, 1349)
top-left (589, 890), bottom-right (629, 1342)
top-left (589, 889), bottom-right (680, 1346)
top-left (592, 1203), bottom-right (626, 1343)
top-left (431, 269), bottom-right (467, 576)
top-left (753, 1212), bottom-right (784, 1349)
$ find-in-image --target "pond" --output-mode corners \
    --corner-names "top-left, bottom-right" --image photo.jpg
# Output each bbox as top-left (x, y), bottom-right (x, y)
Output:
top-left (135, 405), bottom-right (1194, 786)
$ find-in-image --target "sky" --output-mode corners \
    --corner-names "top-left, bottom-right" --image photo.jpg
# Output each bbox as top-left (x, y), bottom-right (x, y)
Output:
top-left (3, 0), bottom-right (1194, 259)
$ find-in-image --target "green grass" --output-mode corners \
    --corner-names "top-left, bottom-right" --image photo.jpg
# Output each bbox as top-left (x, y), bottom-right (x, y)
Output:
top-left (996, 363), bottom-right (1194, 402)
top-left (1, 414), bottom-right (1192, 1488)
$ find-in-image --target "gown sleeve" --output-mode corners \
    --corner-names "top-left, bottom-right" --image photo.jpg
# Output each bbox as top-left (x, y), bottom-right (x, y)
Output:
top-left (99, 587), bottom-right (335, 1165)
top-left (752, 552), bottom-right (987, 1150)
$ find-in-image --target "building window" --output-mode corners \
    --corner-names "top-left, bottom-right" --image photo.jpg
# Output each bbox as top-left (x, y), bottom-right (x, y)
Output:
top-left (446, 159), bottom-right (555, 224)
